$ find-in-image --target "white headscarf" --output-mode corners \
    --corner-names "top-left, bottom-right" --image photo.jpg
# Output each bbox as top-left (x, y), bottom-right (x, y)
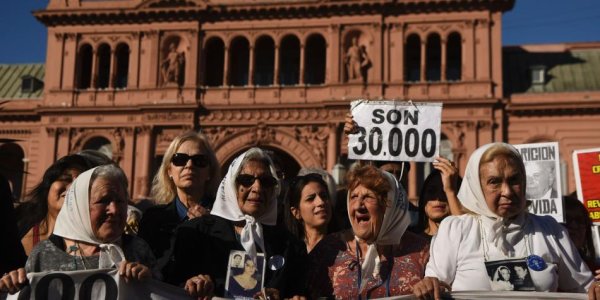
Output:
top-left (457, 142), bottom-right (528, 256)
top-left (348, 170), bottom-right (410, 292)
top-left (211, 148), bottom-right (280, 260)
top-left (54, 167), bottom-right (126, 269)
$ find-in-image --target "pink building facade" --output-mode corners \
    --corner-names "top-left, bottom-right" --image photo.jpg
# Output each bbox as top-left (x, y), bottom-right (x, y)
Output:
top-left (1, 0), bottom-right (598, 203)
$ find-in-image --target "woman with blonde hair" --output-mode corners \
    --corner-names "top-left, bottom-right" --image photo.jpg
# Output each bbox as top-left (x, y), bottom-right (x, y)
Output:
top-left (138, 131), bottom-right (220, 259)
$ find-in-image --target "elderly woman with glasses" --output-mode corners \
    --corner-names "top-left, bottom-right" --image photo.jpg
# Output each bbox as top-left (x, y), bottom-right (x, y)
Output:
top-left (164, 147), bottom-right (307, 299)
top-left (307, 164), bottom-right (429, 299)
top-left (138, 131), bottom-right (220, 260)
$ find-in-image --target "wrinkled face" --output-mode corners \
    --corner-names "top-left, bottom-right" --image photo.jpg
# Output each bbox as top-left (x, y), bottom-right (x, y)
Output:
top-left (348, 184), bottom-right (386, 243)
top-left (236, 160), bottom-right (275, 218)
top-left (89, 177), bottom-right (128, 243)
top-left (514, 266), bottom-right (527, 279)
top-left (424, 199), bottom-right (449, 223)
top-left (525, 162), bottom-right (553, 199)
top-left (48, 168), bottom-right (81, 216)
top-left (480, 156), bottom-right (526, 218)
top-left (168, 140), bottom-right (210, 194)
top-left (292, 181), bottom-right (331, 231)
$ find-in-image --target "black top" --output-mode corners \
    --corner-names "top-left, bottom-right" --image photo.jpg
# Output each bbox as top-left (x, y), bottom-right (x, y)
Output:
top-left (0, 174), bottom-right (26, 272)
top-left (138, 201), bottom-right (181, 260)
top-left (163, 215), bottom-right (308, 298)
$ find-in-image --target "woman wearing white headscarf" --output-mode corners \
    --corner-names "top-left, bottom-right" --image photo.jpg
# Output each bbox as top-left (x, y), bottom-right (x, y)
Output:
top-left (307, 164), bottom-right (429, 299)
top-left (0, 165), bottom-right (155, 294)
top-left (164, 148), bottom-right (307, 299)
top-left (413, 142), bottom-right (598, 299)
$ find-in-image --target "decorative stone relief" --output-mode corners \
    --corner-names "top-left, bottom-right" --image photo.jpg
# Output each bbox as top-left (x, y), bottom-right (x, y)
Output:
top-left (144, 112), bottom-right (194, 122)
top-left (294, 125), bottom-right (329, 167)
top-left (251, 123), bottom-right (276, 146)
top-left (203, 126), bottom-right (242, 148)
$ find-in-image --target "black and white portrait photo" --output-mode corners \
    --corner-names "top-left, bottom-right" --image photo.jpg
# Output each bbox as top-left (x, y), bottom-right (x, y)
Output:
top-left (485, 259), bottom-right (535, 292)
top-left (525, 160), bottom-right (558, 199)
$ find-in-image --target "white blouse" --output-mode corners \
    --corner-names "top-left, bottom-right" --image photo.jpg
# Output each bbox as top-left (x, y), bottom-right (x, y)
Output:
top-left (425, 213), bottom-right (593, 292)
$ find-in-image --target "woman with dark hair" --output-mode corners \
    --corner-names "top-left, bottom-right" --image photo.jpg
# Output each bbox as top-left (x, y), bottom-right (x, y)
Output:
top-left (417, 159), bottom-right (462, 239)
top-left (564, 193), bottom-right (598, 272)
top-left (284, 173), bottom-right (332, 253)
top-left (16, 154), bottom-right (91, 256)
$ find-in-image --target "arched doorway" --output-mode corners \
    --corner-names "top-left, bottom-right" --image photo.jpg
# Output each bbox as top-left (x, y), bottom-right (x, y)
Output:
top-left (83, 136), bottom-right (113, 159)
top-left (0, 143), bottom-right (25, 201)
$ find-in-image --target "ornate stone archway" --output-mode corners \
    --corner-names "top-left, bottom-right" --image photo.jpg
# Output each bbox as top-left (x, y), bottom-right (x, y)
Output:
top-left (205, 125), bottom-right (322, 170)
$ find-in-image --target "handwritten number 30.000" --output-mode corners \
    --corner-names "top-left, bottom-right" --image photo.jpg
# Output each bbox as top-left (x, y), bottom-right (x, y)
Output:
top-left (352, 126), bottom-right (437, 158)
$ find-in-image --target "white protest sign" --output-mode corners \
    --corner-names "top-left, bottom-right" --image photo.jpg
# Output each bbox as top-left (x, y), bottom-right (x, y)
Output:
top-left (7, 269), bottom-right (193, 300)
top-left (348, 100), bottom-right (442, 162)
top-left (514, 142), bottom-right (563, 222)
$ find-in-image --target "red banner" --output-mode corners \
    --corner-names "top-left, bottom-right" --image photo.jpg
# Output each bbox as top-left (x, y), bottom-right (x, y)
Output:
top-left (573, 148), bottom-right (600, 223)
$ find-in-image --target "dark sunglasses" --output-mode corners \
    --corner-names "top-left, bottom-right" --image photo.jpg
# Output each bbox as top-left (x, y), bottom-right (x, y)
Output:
top-left (171, 153), bottom-right (208, 168)
top-left (236, 174), bottom-right (278, 188)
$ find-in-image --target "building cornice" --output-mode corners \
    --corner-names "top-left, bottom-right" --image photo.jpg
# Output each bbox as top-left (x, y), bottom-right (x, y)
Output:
top-left (34, 0), bottom-right (514, 26)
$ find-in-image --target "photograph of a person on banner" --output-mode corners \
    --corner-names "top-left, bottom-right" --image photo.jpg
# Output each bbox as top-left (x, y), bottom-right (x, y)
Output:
top-left (225, 252), bottom-right (265, 299)
top-left (525, 161), bottom-right (558, 199)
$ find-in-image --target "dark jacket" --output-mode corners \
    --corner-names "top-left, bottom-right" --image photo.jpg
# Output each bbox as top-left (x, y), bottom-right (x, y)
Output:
top-left (163, 215), bottom-right (308, 298)
top-left (138, 201), bottom-right (181, 260)
top-left (0, 174), bottom-right (26, 272)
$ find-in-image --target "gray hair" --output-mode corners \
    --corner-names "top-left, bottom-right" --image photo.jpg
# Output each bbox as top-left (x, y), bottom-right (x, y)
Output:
top-left (90, 164), bottom-right (129, 196)
top-left (238, 148), bottom-right (277, 177)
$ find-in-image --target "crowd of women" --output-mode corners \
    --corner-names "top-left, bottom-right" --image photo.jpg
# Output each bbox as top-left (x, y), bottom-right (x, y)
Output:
top-left (1, 114), bottom-right (600, 299)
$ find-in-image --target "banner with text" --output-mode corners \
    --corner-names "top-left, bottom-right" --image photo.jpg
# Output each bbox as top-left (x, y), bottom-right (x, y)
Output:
top-left (514, 142), bottom-right (563, 222)
top-left (7, 269), bottom-right (193, 300)
top-left (348, 100), bottom-right (442, 162)
top-left (573, 147), bottom-right (600, 224)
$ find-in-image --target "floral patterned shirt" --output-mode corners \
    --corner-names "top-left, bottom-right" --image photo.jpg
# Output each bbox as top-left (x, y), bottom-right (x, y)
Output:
top-left (308, 230), bottom-right (429, 299)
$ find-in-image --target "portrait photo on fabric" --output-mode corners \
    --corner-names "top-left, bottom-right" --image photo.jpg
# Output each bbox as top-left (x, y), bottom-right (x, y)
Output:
top-left (225, 251), bottom-right (266, 299)
top-left (485, 258), bottom-right (535, 292)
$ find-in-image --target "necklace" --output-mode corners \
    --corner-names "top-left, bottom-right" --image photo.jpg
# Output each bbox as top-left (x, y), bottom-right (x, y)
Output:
top-left (75, 242), bottom-right (91, 270)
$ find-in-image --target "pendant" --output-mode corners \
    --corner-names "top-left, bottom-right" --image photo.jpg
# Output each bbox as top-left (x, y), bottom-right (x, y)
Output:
top-left (527, 254), bottom-right (547, 271)
top-left (268, 255), bottom-right (285, 271)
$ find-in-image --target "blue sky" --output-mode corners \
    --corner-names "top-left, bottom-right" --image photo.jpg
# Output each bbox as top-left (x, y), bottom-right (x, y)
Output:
top-left (0, 0), bottom-right (599, 63)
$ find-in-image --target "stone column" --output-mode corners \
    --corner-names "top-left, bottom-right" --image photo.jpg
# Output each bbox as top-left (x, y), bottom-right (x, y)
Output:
top-left (299, 43), bottom-right (305, 84)
top-left (441, 38), bottom-right (447, 81)
top-left (327, 122), bottom-right (338, 172)
top-left (274, 44), bottom-right (280, 85)
top-left (109, 49), bottom-right (116, 88)
top-left (223, 46), bottom-right (229, 85)
top-left (133, 126), bottom-right (153, 201)
top-left (408, 161), bottom-right (418, 204)
top-left (248, 46), bottom-right (255, 85)
top-left (91, 49), bottom-right (98, 88)
top-left (420, 40), bottom-right (426, 82)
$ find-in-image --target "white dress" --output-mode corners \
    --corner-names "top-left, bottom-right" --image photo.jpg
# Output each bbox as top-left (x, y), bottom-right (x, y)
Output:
top-left (425, 213), bottom-right (593, 292)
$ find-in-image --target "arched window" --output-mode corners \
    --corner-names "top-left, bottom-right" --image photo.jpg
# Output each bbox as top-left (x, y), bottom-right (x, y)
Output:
top-left (204, 37), bottom-right (225, 87)
top-left (279, 35), bottom-right (300, 85)
top-left (405, 34), bottom-right (421, 82)
top-left (83, 137), bottom-right (113, 159)
top-left (305, 34), bottom-right (326, 85)
top-left (114, 43), bottom-right (129, 89)
top-left (96, 44), bottom-right (111, 89)
top-left (254, 36), bottom-right (275, 86)
top-left (76, 44), bottom-right (93, 89)
top-left (426, 34), bottom-right (441, 82)
top-left (229, 37), bottom-right (250, 86)
top-left (447, 32), bottom-right (462, 81)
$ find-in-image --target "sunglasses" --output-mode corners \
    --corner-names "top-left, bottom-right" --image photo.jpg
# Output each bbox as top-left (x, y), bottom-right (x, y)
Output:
top-left (171, 153), bottom-right (208, 168)
top-left (236, 174), bottom-right (278, 188)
